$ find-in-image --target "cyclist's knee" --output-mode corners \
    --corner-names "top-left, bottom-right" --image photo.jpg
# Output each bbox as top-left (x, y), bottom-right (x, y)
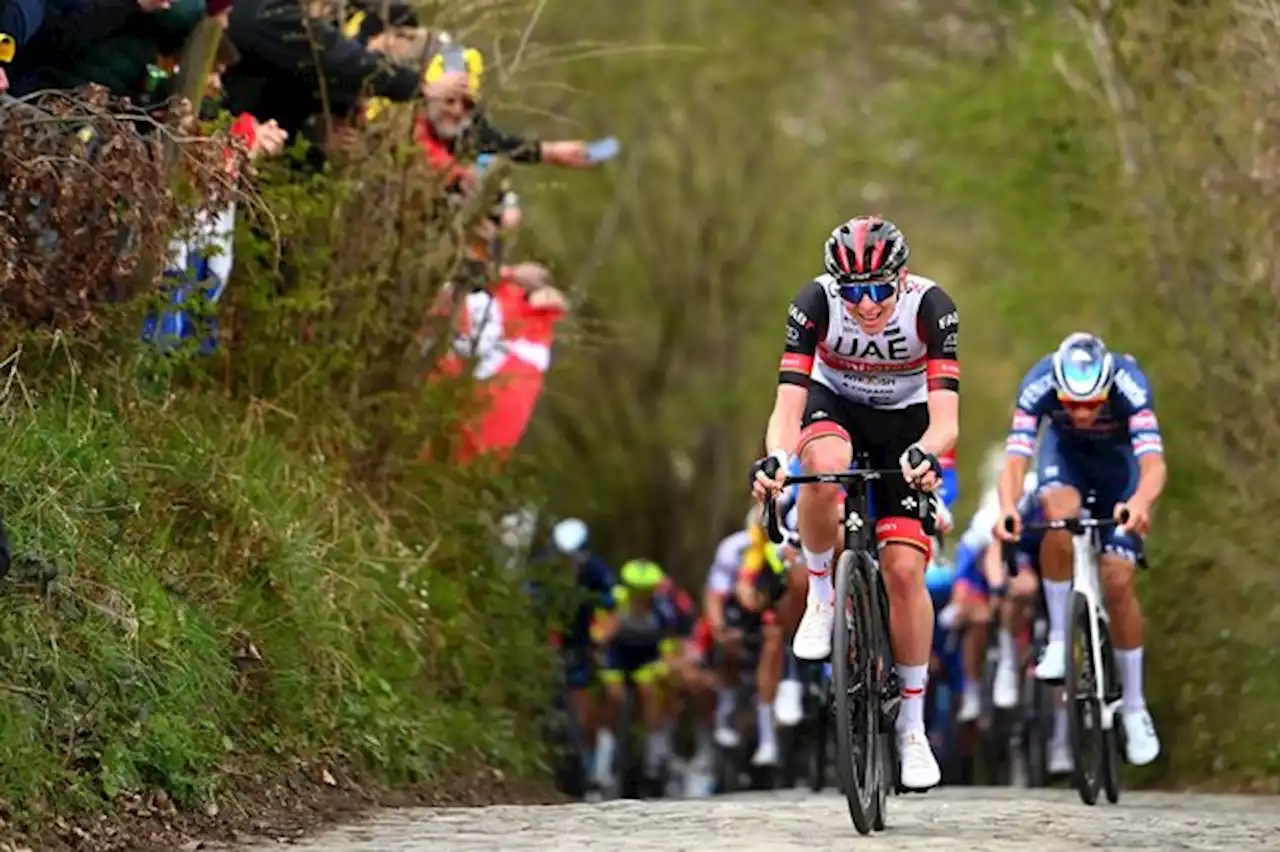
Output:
top-left (879, 542), bottom-right (927, 597)
top-left (798, 436), bottom-right (851, 506)
top-left (1010, 570), bottom-right (1038, 601)
top-left (1099, 557), bottom-right (1137, 602)
top-left (1040, 486), bottom-right (1081, 520)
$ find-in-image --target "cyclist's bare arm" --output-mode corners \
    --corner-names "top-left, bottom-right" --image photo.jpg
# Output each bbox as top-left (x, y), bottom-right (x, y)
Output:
top-left (703, 589), bottom-right (726, 635)
top-left (915, 287), bottom-right (961, 457)
top-left (997, 452), bottom-right (1031, 516)
top-left (981, 539), bottom-right (1007, 589)
top-left (766, 283), bottom-right (828, 459)
top-left (734, 572), bottom-right (763, 613)
top-left (764, 385), bottom-right (807, 460)
top-left (1132, 453), bottom-right (1167, 505)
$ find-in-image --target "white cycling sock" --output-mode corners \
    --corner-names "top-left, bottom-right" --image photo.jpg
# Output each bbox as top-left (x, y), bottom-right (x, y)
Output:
top-left (1115, 647), bottom-right (1147, 711)
top-left (1042, 579), bottom-right (1072, 643)
top-left (1052, 703), bottom-right (1068, 747)
top-left (645, 728), bottom-right (670, 772)
top-left (896, 664), bottom-right (928, 734)
top-left (715, 687), bottom-right (736, 724)
top-left (756, 701), bottom-right (776, 747)
top-left (997, 627), bottom-right (1016, 668)
top-left (803, 546), bottom-right (834, 603)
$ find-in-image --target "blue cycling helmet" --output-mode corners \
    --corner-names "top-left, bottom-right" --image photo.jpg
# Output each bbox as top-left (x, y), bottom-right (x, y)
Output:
top-left (1051, 332), bottom-right (1115, 403)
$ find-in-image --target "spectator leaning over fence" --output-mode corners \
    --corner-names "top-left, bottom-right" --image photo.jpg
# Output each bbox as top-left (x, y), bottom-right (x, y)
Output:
top-left (221, 0), bottom-right (420, 163)
top-left (11, 0), bottom-right (205, 98)
top-left (0, 0), bottom-right (43, 93)
top-left (143, 5), bottom-right (288, 351)
top-left (416, 37), bottom-right (604, 174)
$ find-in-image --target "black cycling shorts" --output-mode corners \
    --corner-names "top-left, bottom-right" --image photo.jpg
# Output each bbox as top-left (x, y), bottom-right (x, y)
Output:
top-left (797, 382), bottom-right (931, 552)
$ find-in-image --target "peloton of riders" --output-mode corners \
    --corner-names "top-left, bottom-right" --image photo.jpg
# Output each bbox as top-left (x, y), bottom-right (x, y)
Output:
top-left (535, 214), bottom-right (1164, 801)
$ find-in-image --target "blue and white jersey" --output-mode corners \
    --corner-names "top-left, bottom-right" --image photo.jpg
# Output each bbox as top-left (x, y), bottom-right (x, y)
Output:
top-left (1005, 353), bottom-right (1163, 459)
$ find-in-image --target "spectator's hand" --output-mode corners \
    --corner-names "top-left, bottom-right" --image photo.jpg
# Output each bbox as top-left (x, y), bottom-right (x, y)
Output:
top-left (325, 122), bottom-right (362, 155)
top-left (540, 140), bottom-right (592, 168)
top-left (252, 120), bottom-right (289, 159)
top-left (137, 0), bottom-right (172, 11)
top-left (528, 286), bottom-right (568, 311)
top-left (504, 261), bottom-right (552, 291)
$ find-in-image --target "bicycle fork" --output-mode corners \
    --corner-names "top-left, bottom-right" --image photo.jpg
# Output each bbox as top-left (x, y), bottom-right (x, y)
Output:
top-left (1072, 533), bottom-right (1121, 731)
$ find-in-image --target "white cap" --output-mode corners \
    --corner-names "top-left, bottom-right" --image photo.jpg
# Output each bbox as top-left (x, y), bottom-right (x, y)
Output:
top-left (551, 517), bottom-right (589, 554)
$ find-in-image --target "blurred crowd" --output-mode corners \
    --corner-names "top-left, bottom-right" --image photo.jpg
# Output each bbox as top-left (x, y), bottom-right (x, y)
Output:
top-left (0, 0), bottom-right (616, 462)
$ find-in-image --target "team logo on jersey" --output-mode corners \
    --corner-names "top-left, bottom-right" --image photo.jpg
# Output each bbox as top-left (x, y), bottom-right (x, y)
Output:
top-left (1113, 369), bottom-right (1148, 407)
top-left (1012, 411), bottom-right (1037, 431)
top-left (1129, 409), bottom-right (1158, 431)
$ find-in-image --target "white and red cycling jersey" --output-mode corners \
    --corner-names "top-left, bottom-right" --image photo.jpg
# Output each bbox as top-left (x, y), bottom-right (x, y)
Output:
top-left (779, 272), bottom-right (959, 407)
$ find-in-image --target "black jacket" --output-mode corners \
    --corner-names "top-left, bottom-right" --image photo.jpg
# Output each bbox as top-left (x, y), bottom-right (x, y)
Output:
top-left (222, 0), bottom-right (418, 135)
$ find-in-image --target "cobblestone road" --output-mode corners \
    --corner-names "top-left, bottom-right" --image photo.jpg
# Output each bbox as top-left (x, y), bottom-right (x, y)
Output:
top-left (237, 787), bottom-right (1280, 851)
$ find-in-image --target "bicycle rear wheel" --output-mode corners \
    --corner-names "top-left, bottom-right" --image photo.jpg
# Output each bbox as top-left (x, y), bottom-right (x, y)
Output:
top-left (833, 549), bottom-right (880, 834)
top-left (1065, 592), bottom-right (1102, 806)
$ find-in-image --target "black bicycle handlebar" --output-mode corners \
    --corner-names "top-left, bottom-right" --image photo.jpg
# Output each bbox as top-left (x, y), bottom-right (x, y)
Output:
top-left (999, 508), bottom-right (1148, 572)
top-left (761, 468), bottom-right (934, 545)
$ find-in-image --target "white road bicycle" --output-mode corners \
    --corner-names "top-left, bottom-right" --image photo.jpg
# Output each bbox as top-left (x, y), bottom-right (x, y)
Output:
top-left (1008, 497), bottom-right (1144, 806)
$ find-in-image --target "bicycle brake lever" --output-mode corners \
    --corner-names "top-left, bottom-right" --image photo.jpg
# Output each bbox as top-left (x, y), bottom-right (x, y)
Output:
top-left (763, 496), bottom-right (784, 545)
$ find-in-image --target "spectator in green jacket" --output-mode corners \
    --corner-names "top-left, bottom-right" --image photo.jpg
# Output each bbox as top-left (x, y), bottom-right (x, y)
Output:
top-left (36, 0), bottom-right (205, 98)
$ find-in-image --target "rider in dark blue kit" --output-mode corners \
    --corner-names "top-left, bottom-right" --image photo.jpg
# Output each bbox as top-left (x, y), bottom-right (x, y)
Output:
top-left (539, 518), bottom-right (616, 783)
top-left (993, 332), bottom-right (1167, 768)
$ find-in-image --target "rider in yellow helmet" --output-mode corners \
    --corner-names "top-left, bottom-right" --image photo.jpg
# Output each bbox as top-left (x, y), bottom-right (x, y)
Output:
top-left (591, 558), bottom-right (683, 795)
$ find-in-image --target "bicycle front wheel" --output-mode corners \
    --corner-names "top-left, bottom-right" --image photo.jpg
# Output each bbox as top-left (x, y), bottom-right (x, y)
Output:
top-left (833, 549), bottom-right (880, 834)
top-left (1066, 592), bottom-right (1102, 806)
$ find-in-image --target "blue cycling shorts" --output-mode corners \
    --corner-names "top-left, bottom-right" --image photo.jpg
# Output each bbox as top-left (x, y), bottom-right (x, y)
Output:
top-left (1036, 427), bottom-right (1143, 562)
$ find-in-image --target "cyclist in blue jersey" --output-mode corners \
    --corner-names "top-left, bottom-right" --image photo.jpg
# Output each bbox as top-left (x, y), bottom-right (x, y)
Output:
top-left (951, 453), bottom-right (1034, 722)
top-left (547, 518), bottom-right (617, 783)
top-left (994, 332), bottom-right (1166, 766)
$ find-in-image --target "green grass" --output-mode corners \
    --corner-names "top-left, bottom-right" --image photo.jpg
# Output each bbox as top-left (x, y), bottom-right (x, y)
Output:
top-left (0, 351), bottom-right (549, 828)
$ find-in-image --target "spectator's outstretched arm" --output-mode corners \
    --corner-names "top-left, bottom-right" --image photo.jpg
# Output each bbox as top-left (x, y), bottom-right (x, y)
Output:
top-left (471, 111), bottom-right (541, 163)
top-left (230, 9), bottom-right (418, 102)
top-left (471, 111), bottom-right (598, 169)
top-left (313, 24), bottom-right (418, 101)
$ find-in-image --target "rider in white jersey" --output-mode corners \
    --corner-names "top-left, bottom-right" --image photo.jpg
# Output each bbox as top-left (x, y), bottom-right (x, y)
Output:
top-left (752, 216), bottom-right (960, 792)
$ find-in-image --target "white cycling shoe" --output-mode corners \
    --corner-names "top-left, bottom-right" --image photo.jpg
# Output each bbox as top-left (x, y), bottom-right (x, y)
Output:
top-left (993, 664), bottom-right (1020, 709)
top-left (957, 686), bottom-right (981, 723)
top-left (751, 738), bottom-right (779, 767)
top-left (1035, 639), bottom-right (1067, 681)
top-left (774, 679), bottom-right (805, 728)
top-left (714, 724), bottom-right (740, 749)
top-left (1048, 740), bottom-right (1074, 775)
top-left (793, 598), bottom-right (835, 660)
top-left (1122, 708), bottom-right (1161, 766)
top-left (897, 729), bottom-right (942, 791)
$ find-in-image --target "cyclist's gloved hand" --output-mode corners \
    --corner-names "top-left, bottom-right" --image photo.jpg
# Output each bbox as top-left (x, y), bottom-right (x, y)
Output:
top-left (899, 444), bottom-right (942, 491)
top-left (750, 450), bottom-right (788, 500)
top-left (994, 511), bottom-right (1021, 543)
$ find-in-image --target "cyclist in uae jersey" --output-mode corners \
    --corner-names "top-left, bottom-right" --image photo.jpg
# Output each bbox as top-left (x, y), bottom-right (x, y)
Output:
top-left (750, 216), bottom-right (959, 792)
top-left (993, 332), bottom-right (1166, 767)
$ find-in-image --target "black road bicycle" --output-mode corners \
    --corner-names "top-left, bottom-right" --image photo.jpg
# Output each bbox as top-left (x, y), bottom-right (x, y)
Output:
top-left (762, 452), bottom-right (934, 835)
top-left (1004, 497), bottom-right (1143, 806)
